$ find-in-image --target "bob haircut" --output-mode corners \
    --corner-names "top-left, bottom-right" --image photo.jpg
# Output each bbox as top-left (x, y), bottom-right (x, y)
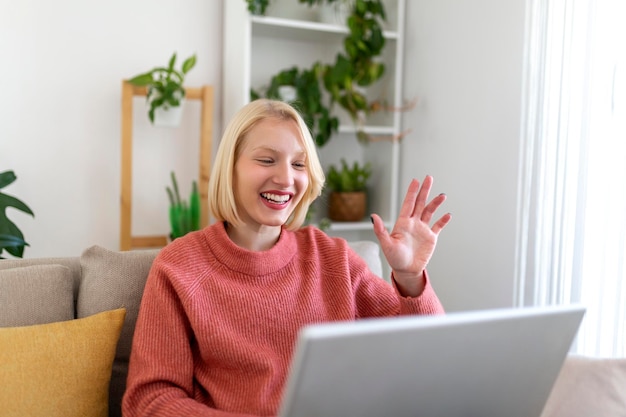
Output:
top-left (208, 99), bottom-right (325, 230)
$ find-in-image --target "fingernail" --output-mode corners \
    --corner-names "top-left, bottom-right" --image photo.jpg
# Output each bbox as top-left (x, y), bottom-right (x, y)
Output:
top-left (370, 215), bottom-right (374, 224)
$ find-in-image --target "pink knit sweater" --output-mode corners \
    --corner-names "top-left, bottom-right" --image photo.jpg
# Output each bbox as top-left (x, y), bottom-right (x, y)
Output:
top-left (122, 222), bottom-right (444, 417)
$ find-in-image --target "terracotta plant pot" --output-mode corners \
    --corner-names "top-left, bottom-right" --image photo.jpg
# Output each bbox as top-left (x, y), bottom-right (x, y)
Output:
top-left (328, 191), bottom-right (367, 222)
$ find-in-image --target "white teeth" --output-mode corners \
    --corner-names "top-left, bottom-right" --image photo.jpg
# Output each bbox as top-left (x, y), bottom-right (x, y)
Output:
top-left (261, 193), bottom-right (290, 203)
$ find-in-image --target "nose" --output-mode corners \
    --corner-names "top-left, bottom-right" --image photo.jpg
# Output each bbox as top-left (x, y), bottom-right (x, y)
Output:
top-left (272, 162), bottom-right (294, 187)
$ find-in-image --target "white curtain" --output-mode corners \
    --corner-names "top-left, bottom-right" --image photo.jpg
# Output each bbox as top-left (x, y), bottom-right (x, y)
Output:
top-left (516, 0), bottom-right (626, 357)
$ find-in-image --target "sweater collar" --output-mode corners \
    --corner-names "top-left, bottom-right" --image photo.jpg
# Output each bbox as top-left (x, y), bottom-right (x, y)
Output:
top-left (203, 222), bottom-right (298, 276)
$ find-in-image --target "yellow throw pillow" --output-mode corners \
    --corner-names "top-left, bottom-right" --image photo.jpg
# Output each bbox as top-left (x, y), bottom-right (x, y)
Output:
top-left (0, 308), bottom-right (126, 417)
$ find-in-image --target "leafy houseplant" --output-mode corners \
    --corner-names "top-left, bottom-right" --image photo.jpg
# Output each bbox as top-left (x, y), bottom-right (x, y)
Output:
top-left (127, 52), bottom-right (197, 124)
top-left (251, 64), bottom-right (339, 147)
top-left (0, 170), bottom-right (34, 259)
top-left (325, 158), bottom-right (372, 221)
top-left (166, 172), bottom-right (200, 240)
top-left (249, 0), bottom-right (388, 145)
top-left (246, 0), bottom-right (270, 14)
top-left (326, 158), bottom-right (372, 192)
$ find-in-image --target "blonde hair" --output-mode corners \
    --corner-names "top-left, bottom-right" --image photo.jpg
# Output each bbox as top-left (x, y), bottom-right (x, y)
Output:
top-left (208, 99), bottom-right (325, 230)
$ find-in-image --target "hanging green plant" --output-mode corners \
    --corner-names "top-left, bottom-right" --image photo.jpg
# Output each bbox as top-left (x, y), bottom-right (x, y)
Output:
top-left (324, 0), bottom-right (386, 115)
top-left (127, 52), bottom-right (197, 124)
top-left (252, 64), bottom-right (339, 147)
top-left (248, 0), bottom-right (390, 146)
top-left (0, 170), bottom-right (34, 259)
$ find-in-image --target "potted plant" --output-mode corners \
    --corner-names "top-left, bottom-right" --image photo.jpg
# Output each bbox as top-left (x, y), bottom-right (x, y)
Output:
top-left (318, 0), bottom-right (387, 136)
top-left (249, 0), bottom-right (389, 145)
top-left (166, 171), bottom-right (200, 240)
top-left (251, 64), bottom-right (339, 147)
top-left (127, 52), bottom-right (197, 126)
top-left (0, 170), bottom-right (34, 259)
top-left (325, 158), bottom-right (372, 221)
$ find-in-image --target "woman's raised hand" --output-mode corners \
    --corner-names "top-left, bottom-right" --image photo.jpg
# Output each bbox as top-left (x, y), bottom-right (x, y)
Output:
top-left (371, 176), bottom-right (451, 297)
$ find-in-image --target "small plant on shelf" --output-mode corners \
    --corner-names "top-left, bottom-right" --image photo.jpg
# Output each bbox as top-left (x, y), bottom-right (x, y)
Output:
top-left (0, 170), bottom-right (34, 259)
top-left (166, 171), bottom-right (200, 240)
top-left (325, 159), bottom-right (372, 222)
top-left (127, 52), bottom-right (197, 124)
top-left (326, 158), bottom-right (372, 192)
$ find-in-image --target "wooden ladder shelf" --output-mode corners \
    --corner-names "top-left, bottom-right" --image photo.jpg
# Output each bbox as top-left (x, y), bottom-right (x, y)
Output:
top-left (120, 81), bottom-right (214, 251)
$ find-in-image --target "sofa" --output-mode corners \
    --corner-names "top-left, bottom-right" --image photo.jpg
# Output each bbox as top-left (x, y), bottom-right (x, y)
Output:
top-left (1, 243), bottom-right (624, 417)
top-left (0, 241), bottom-right (383, 417)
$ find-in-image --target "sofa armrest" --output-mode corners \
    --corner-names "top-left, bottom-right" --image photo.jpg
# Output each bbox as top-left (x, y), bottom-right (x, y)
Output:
top-left (540, 354), bottom-right (626, 417)
top-left (347, 240), bottom-right (383, 279)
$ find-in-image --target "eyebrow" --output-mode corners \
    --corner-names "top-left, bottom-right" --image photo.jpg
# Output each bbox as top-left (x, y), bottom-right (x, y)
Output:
top-left (250, 145), bottom-right (306, 157)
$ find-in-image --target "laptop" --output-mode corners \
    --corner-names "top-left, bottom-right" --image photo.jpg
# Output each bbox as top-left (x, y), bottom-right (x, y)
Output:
top-left (278, 304), bottom-right (585, 417)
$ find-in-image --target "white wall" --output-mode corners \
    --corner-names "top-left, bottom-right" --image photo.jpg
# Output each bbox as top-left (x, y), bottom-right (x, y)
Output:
top-left (1, 0), bottom-right (527, 312)
top-left (1, 0), bottom-right (222, 257)
top-left (402, 0), bottom-right (527, 311)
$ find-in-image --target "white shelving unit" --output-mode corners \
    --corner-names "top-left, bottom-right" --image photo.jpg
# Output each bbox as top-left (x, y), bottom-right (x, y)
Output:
top-left (223, 0), bottom-right (406, 244)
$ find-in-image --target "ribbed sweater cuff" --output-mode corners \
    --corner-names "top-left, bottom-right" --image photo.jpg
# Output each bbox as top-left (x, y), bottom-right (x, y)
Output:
top-left (392, 270), bottom-right (445, 314)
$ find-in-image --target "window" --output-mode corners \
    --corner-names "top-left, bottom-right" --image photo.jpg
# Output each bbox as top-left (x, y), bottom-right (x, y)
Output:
top-left (516, 0), bottom-right (626, 357)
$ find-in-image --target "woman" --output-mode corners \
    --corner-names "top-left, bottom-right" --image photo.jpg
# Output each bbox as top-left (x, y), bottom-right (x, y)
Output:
top-left (122, 99), bottom-right (451, 417)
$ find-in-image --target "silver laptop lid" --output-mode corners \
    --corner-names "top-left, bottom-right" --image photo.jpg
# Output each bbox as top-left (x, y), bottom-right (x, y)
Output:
top-left (279, 304), bottom-right (585, 417)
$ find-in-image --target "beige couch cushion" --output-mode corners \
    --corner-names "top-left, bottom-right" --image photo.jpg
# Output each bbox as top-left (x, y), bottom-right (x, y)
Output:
top-left (348, 240), bottom-right (383, 278)
top-left (0, 265), bottom-right (74, 327)
top-left (541, 354), bottom-right (626, 417)
top-left (77, 245), bottom-right (159, 357)
top-left (0, 256), bottom-right (81, 298)
top-left (77, 245), bottom-right (159, 417)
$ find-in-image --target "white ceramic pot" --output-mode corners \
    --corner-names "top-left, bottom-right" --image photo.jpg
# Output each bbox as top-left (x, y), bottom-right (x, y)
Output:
top-left (147, 90), bottom-right (185, 128)
top-left (278, 85), bottom-right (297, 102)
top-left (151, 102), bottom-right (184, 127)
top-left (317, 1), bottom-right (353, 25)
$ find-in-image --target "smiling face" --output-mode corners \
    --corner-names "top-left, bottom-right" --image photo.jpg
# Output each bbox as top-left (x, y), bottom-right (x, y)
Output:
top-left (232, 117), bottom-right (310, 233)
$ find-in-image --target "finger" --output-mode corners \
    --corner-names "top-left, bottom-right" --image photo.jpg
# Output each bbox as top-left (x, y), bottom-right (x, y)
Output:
top-left (412, 175), bottom-right (433, 218)
top-left (420, 192), bottom-right (447, 224)
top-left (397, 179), bottom-right (420, 219)
top-left (431, 213), bottom-right (452, 235)
top-left (370, 213), bottom-right (392, 248)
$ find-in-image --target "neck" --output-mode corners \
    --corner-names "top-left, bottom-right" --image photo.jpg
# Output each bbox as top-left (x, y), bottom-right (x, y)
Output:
top-left (225, 222), bottom-right (282, 251)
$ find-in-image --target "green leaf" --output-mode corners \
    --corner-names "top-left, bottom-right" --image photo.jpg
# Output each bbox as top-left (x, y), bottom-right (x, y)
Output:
top-left (0, 219), bottom-right (27, 258)
top-left (127, 73), bottom-right (154, 86)
top-left (169, 205), bottom-right (181, 239)
top-left (170, 171), bottom-right (181, 206)
top-left (168, 53), bottom-right (177, 72)
top-left (246, 0), bottom-right (270, 15)
top-left (0, 171), bottom-right (17, 189)
top-left (0, 193), bottom-right (34, 216)
top-left (182, 55), bottom-right (197, 74)
top-left (190, 181), bottom-right (200, 231)
top-left (0, 233), bottom-right (27, 248)
top-left (0, 171), bottom-right (33, 258)
top-left (166, 187), bottom-right (175, 206)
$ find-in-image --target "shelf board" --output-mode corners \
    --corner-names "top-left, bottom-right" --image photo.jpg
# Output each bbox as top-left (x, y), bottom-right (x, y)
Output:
top-left (251, 15), bottom-right (398, 42)
top-left (338, 125), bottom-right (397, 135)
top-left (313, 220), bottom-right (393, 232)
